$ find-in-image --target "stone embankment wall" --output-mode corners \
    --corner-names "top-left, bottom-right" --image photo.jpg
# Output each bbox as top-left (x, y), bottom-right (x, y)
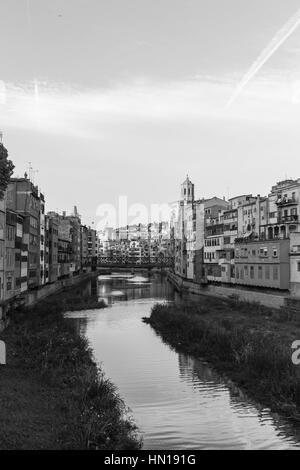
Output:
top-left (167, 271), bottom-right (293, 310)
top-left (0, 271), bottom-right (99, 332)
top-left (24, 271), bottom-right (98, 306)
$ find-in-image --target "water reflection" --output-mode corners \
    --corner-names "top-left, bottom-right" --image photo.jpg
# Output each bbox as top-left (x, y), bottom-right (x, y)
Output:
top-left (65, 273), bottom-right (300, 450)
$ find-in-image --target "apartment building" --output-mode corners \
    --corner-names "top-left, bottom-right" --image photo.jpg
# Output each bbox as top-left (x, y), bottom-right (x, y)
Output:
top-left (7, 176), bottom-right (41, 289)
top-left (204, 217), bottom-right (225, 282)
top-left (49, 208), bottom-right (82, 275)
top-left (234, 238), bottom-right (290, 290)
top-left (0, 195), bottom-right (5, 303)
top-left (81, 225), bottom-right (89, 268)
top-left (185, 203), bottom-right (195, 280)
top-left (87, 227), bottom-right (98, 260)
top-left (290, 232), bottom-right (300, 297)
top-left (47, 216), bottom-right (59, 283)
top-left (5, 210), bottom-right (16, 300)
top-left (264, 179), bottom-right (300, 241)
top-left (39, 192), bottom-right (46, 285)
top-left (237, 195), bottom-right (268, 238)
top-left (57, 238), bottom-right (72, 278)
top-left (16, 213), bottom-right (27, 294)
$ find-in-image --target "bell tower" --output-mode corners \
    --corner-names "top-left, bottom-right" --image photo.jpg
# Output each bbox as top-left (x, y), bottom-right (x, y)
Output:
top-left (181, 175), bottom-right (194, 203)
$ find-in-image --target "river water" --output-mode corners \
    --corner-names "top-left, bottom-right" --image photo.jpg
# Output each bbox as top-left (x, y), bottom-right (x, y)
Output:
top-left (66, 272), bottom-right (300, 450)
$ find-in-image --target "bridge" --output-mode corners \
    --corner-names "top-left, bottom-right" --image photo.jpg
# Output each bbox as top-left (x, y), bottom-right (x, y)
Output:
top-left (98, 255), bottom-right (174, 269)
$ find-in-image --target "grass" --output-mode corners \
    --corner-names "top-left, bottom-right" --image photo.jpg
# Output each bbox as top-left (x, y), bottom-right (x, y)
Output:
top-left (0, 290), bottom-right (142, 450)
top-left (145, 295), bottom-right (300, 422)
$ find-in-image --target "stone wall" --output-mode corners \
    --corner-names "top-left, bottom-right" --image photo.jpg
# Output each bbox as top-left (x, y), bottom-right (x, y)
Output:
top-left (168, 271), bottom-right (287, 309)
top-left (24, 271), bottom-right (98, 307)
top-left (0, 271), bottom-right (99, 332)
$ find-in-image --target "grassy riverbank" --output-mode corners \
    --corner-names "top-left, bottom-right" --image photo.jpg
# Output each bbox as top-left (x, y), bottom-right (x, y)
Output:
top-left (145, 296), bottom-right (300, 422)
top-left (0, 290), bottom-right (141, 450)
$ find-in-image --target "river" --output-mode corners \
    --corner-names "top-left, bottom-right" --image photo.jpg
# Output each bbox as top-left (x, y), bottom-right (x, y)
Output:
top-left (66, 272), bottom-right (300, 450)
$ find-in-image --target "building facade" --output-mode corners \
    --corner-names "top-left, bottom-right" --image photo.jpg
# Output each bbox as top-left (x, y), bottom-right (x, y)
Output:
top-left (7, 177), bottom-right (41, 290)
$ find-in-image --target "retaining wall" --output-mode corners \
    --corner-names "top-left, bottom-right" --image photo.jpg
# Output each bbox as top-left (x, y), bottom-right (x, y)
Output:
top-left (0, 271), bottom-right (99, 332)
top-left (167, 271), bottom-right (290, 310)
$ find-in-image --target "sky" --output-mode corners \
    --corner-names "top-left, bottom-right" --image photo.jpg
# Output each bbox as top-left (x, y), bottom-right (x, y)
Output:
top-left (1, 0), bottom-right (300, 226)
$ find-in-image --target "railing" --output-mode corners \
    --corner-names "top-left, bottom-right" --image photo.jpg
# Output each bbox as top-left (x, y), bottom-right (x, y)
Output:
top-left (276, 198), bottom-right (297, 206)
top-left (278, 215), bottom-right (298, 223)
top-left (98, 255), bottom-right (174, 268)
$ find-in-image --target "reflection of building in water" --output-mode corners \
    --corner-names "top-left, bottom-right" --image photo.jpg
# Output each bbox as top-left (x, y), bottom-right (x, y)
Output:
top-left (91, 278), bottom-right (97, 296)
top-left (178, 354), bottom-right (217, 384)
top-left (74, 279), bottom-right (91, 298)
top-left (177, 351), bottom-right (299, 443)
top-left (96, 273), bottom-right (175, 304)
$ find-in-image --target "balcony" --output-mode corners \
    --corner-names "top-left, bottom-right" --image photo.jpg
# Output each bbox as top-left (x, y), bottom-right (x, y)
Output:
top-left (276, 197), bottom-right (297, 207)
top-left (278, 214), bottom-right (298, 223)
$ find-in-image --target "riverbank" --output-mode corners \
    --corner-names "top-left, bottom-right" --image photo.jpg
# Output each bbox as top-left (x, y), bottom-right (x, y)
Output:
top-left (0, 288), bottom-right (142, 450)
top-left (0, 271), bottom-right (103, 333)
top-left (145, 296), bottom-right (300, 423)
top-left (167, 271), bottom-right (295, 310)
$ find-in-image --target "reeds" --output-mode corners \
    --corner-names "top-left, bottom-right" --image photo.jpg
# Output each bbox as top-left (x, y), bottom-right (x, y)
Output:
top-left (0, 292), bottom-right (141, 450)
top-left (147, 299), bottom-right (300, 418)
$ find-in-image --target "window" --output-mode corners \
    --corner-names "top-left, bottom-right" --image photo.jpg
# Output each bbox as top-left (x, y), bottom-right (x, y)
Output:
top-left (258, 266), bottom-right (263, 279)
top-left (273, 266), bottom-right (278, 281)
top-left (244, 266), bottom-right (248, 276)
top-left (273, 248), bottom-right (278, 257)
top-left (6, 248), bottom-right (14, 268)
top-left (265, 266), bottom-right (270, 280)
top-left (297, 262), bottom-right (300, 273)
top-left (6, 276), bottom-right (12, 291)
top-left (6, 226), bottom-right (15, 241)
top-left (250, 266), bottom-right (254, 279)
top-left (0, 213), bottom-right (5, 230)
top-left (30, 217), bottom-right (38, 229)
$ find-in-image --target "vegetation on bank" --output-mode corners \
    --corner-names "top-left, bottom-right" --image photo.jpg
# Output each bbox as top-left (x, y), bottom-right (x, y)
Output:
top-left (44, 285), bottom-right (108, 312)
top-left (0, 290), bottom-right (142, 450)
top-left (145, 296), bottom-right (300, 421)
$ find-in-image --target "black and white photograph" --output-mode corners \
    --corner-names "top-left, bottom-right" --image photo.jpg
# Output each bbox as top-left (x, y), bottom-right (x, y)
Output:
top-left (1, 0), bottom-right (300, 456)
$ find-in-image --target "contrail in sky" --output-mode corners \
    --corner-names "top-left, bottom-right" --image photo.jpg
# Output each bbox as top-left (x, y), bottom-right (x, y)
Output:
top-left (226, 7), bottom-right (300, 108)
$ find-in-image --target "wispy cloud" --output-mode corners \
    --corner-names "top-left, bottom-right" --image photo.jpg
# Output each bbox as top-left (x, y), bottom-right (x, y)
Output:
top-left (0, 72), bottom-right (300, 140)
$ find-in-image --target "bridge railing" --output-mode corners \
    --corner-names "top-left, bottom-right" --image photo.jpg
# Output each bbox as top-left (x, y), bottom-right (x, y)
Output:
top-left (98, 255), bottom-right (174, 267)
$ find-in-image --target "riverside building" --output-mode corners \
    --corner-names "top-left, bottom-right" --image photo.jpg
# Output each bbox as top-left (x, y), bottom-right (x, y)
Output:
top-left (171, 176), bottom-right (300, 297)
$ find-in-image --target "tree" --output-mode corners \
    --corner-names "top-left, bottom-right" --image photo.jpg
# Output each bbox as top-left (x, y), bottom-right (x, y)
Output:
top-left (0, 143), bottom-right (14, 200)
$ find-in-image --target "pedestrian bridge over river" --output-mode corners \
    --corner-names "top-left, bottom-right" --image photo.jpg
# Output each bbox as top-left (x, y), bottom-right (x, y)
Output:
top-left (98, 256), bottom-right (174, 270)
